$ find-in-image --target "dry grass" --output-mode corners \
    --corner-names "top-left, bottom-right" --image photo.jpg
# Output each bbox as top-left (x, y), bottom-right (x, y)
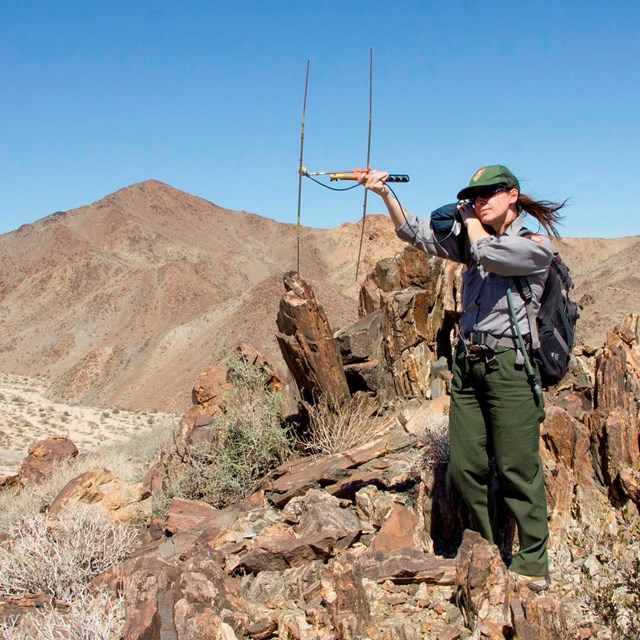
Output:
top-left (0, 422), bottom-right (177, 530)
top-left (0, 590), bottom-right (124, 639)
top-left (302, 393), bottom-right (393, 455)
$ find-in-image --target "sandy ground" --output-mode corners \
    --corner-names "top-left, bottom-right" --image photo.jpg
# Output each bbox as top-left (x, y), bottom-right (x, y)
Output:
top-left (0, 372), bottom-right (179, 477)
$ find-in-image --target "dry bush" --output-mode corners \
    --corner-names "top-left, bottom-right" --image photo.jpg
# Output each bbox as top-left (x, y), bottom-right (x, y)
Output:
top-left (0, 508), bottom-right (137, 602)
top-left (303, 393), bottom-right (392, 455)
top-left (419, 412), bottom-right (450, 467)
top-left (0, 590), bottom-right (124, 640)
top-left (162, 353), bottom-right (293, 510)
top-left (587, 545), bottom-right (640, 639)
top-left (406, 411), bottom-right (450, 477)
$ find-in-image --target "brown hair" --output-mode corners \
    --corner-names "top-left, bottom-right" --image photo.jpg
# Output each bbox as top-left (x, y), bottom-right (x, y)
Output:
top-left (516, 194), bottom-right (567, 240)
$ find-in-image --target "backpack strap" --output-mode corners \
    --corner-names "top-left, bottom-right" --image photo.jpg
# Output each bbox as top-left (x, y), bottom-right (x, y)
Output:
top-left (513, 276), bottom-right (541, 351)
top-left (514, 226), bottom-right (541, 350)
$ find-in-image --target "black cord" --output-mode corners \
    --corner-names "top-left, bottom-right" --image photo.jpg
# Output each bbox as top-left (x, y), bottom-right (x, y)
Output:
top-left (304, 175), bottom-right (360, 191)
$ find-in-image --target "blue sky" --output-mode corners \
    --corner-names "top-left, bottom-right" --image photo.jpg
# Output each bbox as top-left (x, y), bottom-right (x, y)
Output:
top-left (1, 1), bottom-right (638, 238)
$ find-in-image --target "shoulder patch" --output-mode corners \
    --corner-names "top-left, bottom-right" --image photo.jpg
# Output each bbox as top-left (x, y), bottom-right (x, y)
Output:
top-left (524, 234), bottom-right (544, 244)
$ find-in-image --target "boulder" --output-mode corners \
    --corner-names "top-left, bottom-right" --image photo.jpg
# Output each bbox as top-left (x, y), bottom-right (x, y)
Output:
top-left (49, 468), bottom-right (151, 524)
top-left (17, 436), bottom-right (78, 485)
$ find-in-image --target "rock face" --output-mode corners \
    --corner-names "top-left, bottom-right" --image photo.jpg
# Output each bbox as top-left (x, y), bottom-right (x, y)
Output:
top-left (340, 246), bottom-right (462, 403)
top-left (277, 272), bottom-right (350, 407)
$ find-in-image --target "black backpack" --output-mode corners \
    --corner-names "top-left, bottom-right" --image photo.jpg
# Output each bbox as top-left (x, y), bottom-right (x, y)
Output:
top-left (515, 248), bottom-right (579, 387)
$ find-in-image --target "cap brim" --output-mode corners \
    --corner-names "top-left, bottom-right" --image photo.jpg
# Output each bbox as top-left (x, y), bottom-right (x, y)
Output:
top-left (456, 186), bottom-right (477, 200)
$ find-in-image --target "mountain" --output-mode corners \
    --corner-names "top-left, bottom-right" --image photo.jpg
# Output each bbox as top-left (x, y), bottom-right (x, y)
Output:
top-left (0, 181), bottom-right (405, 410)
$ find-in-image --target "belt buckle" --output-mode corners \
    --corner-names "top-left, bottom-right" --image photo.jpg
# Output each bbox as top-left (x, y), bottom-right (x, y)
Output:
top-left (466, 344), bottom-right (483, 362)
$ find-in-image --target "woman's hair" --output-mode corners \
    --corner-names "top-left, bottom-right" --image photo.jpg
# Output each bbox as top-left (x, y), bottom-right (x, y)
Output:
top-left (517, 194), bottom-right (567, 240)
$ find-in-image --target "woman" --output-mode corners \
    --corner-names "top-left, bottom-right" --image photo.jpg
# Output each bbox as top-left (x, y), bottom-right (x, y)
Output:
top-left (361, 165), bottom-right (565, 590)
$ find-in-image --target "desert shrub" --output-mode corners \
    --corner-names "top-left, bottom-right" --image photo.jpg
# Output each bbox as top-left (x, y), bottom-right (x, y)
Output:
top-left (419, 412), bottom-right (450, 467)
top-left (166, 353), bottom-right (292, 509)
top-left (302, 393), bottom-right (392, 455)
top-left (0, 590), bottom-right (124, 640)
top-left (0, 508), bottom-right (137, 601)
top-left (588, 551), bottom-right (640, 639)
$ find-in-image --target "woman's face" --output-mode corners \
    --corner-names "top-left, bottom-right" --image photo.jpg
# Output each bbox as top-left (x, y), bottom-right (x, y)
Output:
top-left (473, 187), bottom-right (519, 233)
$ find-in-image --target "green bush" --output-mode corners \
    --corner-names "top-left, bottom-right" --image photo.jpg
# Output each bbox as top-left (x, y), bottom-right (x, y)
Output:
top-left (168, 352), bottom-right (293, 509)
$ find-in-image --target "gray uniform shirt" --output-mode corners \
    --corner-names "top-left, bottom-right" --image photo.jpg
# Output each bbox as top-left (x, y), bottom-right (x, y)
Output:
top-left (396, 211), bottom-right (553, 339)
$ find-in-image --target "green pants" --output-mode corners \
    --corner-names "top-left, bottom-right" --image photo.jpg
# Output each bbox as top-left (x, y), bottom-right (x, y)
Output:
top-left (449, 346), bottom-right (549, 577)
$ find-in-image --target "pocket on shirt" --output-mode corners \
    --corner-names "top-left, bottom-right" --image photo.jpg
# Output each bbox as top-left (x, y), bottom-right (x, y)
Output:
top-left (482, 274), bottom-right (511, 312)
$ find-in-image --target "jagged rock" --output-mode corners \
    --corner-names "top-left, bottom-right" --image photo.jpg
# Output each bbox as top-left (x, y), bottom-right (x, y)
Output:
top-left (17, 436), bottom-right (78, 485)
top-left (49, 468), bottom-right (151, 524)
top-left (352, 247), bottom-right (463, 404)
top-left (619, 465), bottom-right (640, 504)
top-left (235, 491), bottom-right (360, 574)
top-left (526, 596), bottom-right (568, 639)
top-left (369, 504), bottom-right (420, 553)
top-left (547, 381), bottom-right (593, 421)
top-left (455, 530), bottom-right (513, 638)
top-left (276, 272), bottom-right (350, 407)
top-left (355, 485), bottom-right (396, 530)
top-left (121, 545), bottom-right (248, 640)
top-left (542, 406), bottom-right (595, 486)
top-left (335, 310), bottom-right (382, 364)
top-left (510, 599), bottom-right (540, 640)
top-left (321, 561), bottom-right (371, 638)
top-left (293, 489), bottom-right (361, 551)
top-left (165, 497), bottom-right (223, 535)
top-left (343, 360), bottom-right (380, 393)
top-left (192, 360), bottom-right (230, 412)
top-left (263, 425), bottom-right (416, 507)
top-left (358, 547), bottom-right (456, 585)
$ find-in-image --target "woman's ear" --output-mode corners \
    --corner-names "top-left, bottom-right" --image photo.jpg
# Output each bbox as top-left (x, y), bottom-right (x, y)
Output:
top-left (508, 188), bottom-right (519, 205)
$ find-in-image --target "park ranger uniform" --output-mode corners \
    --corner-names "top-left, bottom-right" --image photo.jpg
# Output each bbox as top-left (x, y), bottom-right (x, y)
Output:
top-left (396, 208), bottom-right (553, 578)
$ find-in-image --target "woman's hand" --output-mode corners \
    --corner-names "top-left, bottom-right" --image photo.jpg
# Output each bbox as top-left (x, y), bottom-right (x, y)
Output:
top-left (457, 201), bottom-right (477, 223)
top-left (359, 170), bottom-right (390, 197)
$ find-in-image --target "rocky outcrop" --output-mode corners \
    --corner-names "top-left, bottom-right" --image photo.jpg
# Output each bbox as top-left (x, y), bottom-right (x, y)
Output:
top-left (3, 236), bottom-right (640, 639)
top-left (276, 272), bottom-right (350, 408)
top-left (338, 246), bottom-right (462, 403)
top-left (49, 468), bottom-right (152, 524)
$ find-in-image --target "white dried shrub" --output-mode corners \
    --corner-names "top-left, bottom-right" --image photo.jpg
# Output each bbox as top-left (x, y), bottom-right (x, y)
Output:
top-left (0, 590), bottom-right (124, 640)
top-left (303, 393), bottom-right (392, 455)
top-left (407, 411), bottom-right (450, 477)
top-left (0, 508), bottom-right (137, 602)
top-left (420, 412), bottom-right (450, 467)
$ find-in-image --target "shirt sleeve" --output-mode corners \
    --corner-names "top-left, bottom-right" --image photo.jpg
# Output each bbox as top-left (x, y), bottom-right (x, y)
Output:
top-left (469, 234), bottom-right (553, 277)
top-left (395, 211), bottom-right (465, 263)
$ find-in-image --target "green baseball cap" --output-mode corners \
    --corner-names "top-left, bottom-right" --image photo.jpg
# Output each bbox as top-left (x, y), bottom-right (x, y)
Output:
top-left (456, 164), bottom-right (520, 200)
